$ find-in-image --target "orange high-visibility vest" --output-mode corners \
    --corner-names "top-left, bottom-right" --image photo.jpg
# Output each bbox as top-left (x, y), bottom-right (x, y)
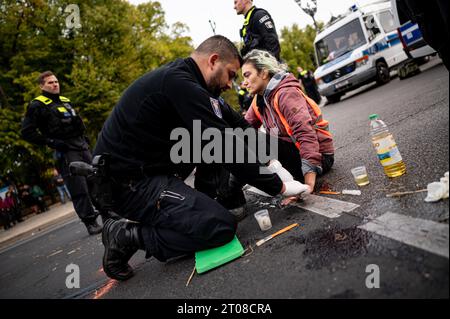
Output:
top-left (251, 88), bottom-right (332, 151)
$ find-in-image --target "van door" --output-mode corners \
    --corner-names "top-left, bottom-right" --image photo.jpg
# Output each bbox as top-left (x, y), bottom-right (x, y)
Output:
top-left (377, 10), bottom-right (409, 66)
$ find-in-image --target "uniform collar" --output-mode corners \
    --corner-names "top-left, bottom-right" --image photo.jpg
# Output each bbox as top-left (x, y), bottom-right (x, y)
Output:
top-left (42, 90), bottom-right (61, 102)
top-left (184, 57), bottom-right (208, 92)
top-left (244, 6), bottom-right (256, 19)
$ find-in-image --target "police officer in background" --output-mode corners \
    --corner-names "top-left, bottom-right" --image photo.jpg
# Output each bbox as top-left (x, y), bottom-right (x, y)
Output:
top-left (21, 71), bottom-right (102, 235)
top-left (234, 0), bottom-right (281, 61)
top-left (297, 67), bottom-right (322, 105)
top-left (238, 82), bottom-right (253, 114)
top-left (93, 35), bottom-right (308, 281)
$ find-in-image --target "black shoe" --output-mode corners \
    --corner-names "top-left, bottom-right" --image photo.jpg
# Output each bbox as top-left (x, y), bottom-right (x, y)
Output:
top-left (100, 210), bottom-right (122, 224)
top-left (102, 219), bottom-right (140, 281)
top-left (217, 187), bottom-right (247, 209)
top-left (84, 219), bottom-right (102, 235)
top-left (229, 206), bottom-right (248, 222)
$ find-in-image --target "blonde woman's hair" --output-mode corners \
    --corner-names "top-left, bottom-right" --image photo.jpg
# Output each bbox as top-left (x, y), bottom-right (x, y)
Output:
top-left (242, 49), bottom-right (288, 77)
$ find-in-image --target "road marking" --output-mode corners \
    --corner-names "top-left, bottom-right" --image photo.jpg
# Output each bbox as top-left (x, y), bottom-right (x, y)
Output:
top-left (47, 249), bottom-right (63, 257)
top-left (359, 212), bottom-right (449, 259)
top-left (292, 194), bottom-right (360, 218)
top-left (245, 187), bottom-right (360, 219)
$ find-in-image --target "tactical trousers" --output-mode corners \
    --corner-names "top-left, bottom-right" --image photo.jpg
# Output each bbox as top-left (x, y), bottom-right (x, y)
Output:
top-left (112, 175), bottom-right (237, 262)
top-left (193, 137), bottom-right (334, 199)
top-left (56, 149), bottom-right (97, 222)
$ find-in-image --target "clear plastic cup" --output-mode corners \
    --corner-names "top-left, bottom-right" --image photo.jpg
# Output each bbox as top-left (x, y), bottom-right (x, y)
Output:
top-left (351, 166), bottom-right (370, 186)
top-left (254, 209), bottom-right (272, 231)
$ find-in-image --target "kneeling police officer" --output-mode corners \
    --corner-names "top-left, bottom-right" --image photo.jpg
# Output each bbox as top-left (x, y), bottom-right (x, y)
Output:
top-left (93, 35), bottom-right (309, 281)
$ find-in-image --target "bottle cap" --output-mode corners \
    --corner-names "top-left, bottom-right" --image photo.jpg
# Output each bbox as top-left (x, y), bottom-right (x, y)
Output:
top-left (369, 114), bottom-right (378, 120)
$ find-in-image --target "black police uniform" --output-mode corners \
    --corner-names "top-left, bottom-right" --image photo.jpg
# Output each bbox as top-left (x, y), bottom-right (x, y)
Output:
top-left (94, 57), bottom-right (283, 262)
top-left (238, 87), bottom-right (253, 113)
top-left (397, 0), bottom-right (448, 70)
top-left (240, 6), bottom-right (281, 61)
top-left (298, 71), bottom-right (322, 105)
top-left (21, 91), bottom-right (99, 231)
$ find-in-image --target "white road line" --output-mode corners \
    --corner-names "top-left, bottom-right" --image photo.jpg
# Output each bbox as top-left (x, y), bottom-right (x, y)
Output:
top-left (245, 187), bottom-right (359, 219)
top-left (359, 212), bottom-right (449, 259)
top-left (293, 194), bottom-right (360, 219)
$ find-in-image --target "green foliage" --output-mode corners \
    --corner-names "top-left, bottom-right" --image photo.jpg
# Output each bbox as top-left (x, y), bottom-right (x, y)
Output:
top-left (0, 0), bottom-right (193, 183)
top-left (0, 0), bottom-right (323, 184)
top-left (280, 22), bottom-right (323, 74)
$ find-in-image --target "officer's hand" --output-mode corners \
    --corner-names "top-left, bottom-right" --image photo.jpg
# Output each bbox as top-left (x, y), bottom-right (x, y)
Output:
top-left (47, 139), bottom-right (69, 152)
top-left (281, 181), bottom-right (310, 197)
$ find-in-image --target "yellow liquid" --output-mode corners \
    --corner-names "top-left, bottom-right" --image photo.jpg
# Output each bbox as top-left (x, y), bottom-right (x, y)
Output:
top-left (354, 174), bottom-right (370, 186)
top-left (383, 161), bottom-right (407, 178)
top-left (372, 132), bottom-right (407, 178)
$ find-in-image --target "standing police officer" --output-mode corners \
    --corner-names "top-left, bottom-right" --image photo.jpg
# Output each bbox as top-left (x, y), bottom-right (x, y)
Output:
top-left (234, 0), bottom-right (281, 61)
top-left (93, 36), bottom-right (308, 281)
top-left (21, 71), bottom-right (102, 235)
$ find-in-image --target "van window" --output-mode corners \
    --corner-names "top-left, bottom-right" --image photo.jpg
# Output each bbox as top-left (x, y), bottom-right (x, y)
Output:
top-left (378, 11), bottom-right (396, 33)
top-left (364, 15), bottom-right (381, 39)
top-left (315, 18), bottom-right (367, 66)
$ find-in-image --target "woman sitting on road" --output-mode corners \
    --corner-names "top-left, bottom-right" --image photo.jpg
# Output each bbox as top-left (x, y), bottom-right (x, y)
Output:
top-left (243, 49), bottom-right (335, 193)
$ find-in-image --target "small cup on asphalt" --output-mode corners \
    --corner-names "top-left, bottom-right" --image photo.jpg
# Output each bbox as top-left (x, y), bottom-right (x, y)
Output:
top-left (351, 166), bottom-right (370, 186)
top-left (254, 209), bottom-right (272, 231)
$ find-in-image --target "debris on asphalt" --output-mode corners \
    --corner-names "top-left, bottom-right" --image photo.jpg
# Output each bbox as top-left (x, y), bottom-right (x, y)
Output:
top-left (425, 172), bottom-right (449, 202)
top-left (386, 189), bottom-right (427, 198)
top-left (256, 223), bottom-right (299, 247)
top-left (319, 191), bottom-right (341, 195)
top-left (242, 244), bottom-right (254, 257)
top-left (185, 265), bottom-right (196, 287)
top-left (334, 233), bottom-right (348, 241)
top-left (318, 190), bottom-right (361, 196)
top-left (342, 190), bottom-right (362, 196)
top-left (47, 249), bottom-right (63, 258)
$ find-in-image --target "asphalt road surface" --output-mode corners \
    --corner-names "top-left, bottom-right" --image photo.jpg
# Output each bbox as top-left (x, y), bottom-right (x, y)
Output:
top-left (0, 59), bottom-right (448, 300)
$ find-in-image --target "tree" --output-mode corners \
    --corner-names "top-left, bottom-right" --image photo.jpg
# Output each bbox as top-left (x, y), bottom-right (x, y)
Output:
top-left (280, 23), bottom-right (322, 73)
top-left (293, 0), bottom-right (320, 32)
top-left (0, 0), bottom-right (193, 183)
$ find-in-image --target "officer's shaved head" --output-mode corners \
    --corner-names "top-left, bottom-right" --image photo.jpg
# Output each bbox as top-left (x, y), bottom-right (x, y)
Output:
top-left (194, 35), bottom-right (242, 66)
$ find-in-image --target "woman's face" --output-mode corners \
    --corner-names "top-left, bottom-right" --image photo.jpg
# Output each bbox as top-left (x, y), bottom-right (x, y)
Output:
top-left (242, 63), bottom-right (269, 96)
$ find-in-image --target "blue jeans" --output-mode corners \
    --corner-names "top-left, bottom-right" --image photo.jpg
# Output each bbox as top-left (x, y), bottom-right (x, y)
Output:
top-left (57, 184), bottom-right (71, 204)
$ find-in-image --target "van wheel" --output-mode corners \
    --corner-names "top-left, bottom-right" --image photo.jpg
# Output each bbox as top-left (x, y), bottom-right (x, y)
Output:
top-left (376, 61), bottom-right (390, 85)
top-left (327, 94), bottom-right (342, 104)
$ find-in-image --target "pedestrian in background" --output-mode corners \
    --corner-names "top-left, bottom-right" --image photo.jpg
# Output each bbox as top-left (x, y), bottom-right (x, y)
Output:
top-left (30, 184), bottom-right (47, 213)
top-left (52, 169), bottom-right (71, 204)
top-left (0, 196), bottom-right (13, 230)
top-left (8, 185), bottom-right (23, 223)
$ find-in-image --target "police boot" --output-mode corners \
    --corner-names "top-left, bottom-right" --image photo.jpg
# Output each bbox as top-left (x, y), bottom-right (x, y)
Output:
top-left (83, 218), bottom-right (102, 235)
top-left (218, 190), bottom-right (248, 222)
top-left (102, 218), bottom-right (142, 281)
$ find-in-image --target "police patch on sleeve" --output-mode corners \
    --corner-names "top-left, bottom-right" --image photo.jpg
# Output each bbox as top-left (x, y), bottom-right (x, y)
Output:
top-left (259, 15), bottom-right (270, 23)
top-left (210, 97), bottom-right (223, 118)
top-left (265, 21), bottom-right (274, 29)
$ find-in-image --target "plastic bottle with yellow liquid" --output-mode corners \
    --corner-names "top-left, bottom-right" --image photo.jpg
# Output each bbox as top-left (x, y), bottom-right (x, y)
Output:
top-left (369, 114), bottom-right (406, 178)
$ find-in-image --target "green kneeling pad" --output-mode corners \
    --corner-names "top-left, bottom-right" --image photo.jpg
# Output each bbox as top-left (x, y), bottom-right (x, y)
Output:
top-left (195, 236), bottom-right (244, 274)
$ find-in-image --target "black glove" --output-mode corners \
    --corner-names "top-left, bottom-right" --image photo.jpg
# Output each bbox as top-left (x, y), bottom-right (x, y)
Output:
top-left (47, 139), bottom-right (69, 152)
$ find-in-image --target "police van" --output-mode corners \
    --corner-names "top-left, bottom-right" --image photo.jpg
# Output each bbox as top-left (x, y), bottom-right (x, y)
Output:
top-left (390, 0), bottom-right (436, 79)
top-left (313, 1), bottom-right (409, 103)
